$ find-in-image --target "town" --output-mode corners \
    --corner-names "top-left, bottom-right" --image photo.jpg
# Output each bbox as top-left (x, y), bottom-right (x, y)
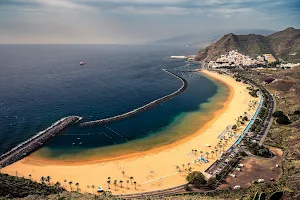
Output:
top-left (206, 50), bottom-right (300, 69)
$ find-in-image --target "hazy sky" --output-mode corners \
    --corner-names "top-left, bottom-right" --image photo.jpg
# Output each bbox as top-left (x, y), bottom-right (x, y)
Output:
top-left (0, 0), bottom-right (299, 44)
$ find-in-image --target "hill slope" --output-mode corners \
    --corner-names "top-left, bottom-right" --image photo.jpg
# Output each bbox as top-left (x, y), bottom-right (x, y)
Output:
top-left (195, 27), bottom-right (300, 63)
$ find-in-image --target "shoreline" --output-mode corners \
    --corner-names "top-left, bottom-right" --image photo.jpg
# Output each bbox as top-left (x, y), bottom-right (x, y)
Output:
top-left (2, 70), bottom-right (259, 194)
top-left (24, 70), bottom-right (233, 166)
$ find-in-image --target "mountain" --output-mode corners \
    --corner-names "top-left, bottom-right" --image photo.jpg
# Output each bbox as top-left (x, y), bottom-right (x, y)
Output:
top-left (150, 29), bottom-right (274, 47)
top-left (195, 27), bottom-right (300, 63)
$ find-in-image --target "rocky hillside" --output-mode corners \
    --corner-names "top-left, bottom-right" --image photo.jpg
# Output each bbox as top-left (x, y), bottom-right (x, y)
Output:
top-left (195, 27), bottom-right (300, 63)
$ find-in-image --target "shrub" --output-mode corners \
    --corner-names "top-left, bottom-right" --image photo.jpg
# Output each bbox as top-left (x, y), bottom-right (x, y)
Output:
top-left (272, 111), bottom-right (284, 117)
top-left (270, 191), bottom-right (283, 200)
top-left (243, 116), bottom-right (249, 121)
top-left (186, 171), bottom-right (207, 188)
top-left (232, 125), bottom-right (237, 130)
top-left (276, 115), bottom-right (291, 125)
top-left (264, 78), bottom-right (275, 84)
top-left (294, 110), bottom-right (300, 115)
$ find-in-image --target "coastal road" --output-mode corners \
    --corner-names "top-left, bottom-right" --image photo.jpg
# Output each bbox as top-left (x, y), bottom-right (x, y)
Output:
top-left (259, 88), bottom-right (276, 146)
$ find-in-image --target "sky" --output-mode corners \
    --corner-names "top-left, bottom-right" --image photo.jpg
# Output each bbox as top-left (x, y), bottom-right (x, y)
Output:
top-left (0, 0), bottom-right (299, 44)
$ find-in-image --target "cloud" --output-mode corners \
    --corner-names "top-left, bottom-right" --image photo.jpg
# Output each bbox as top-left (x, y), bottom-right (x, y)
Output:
top-left (1, 0), bottom-right (299, 16)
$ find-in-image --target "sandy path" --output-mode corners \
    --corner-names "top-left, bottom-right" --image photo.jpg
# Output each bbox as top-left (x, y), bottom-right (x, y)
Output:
top-left (2, 70), bottom-right (260, 194)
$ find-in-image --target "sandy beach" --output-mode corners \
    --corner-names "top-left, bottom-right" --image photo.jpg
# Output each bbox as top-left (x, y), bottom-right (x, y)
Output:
top-left (2, 70), bottom-right (260, 194)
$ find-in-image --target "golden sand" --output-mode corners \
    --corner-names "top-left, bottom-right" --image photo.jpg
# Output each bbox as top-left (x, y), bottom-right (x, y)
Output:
top-left (2, 70), bottom-right (260, 194)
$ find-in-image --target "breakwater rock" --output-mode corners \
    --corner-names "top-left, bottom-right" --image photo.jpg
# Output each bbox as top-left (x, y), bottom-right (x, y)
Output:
top-left (0, 116), bottom-right (82, 168)
top-left (80, 69), bottom-right (188, 127)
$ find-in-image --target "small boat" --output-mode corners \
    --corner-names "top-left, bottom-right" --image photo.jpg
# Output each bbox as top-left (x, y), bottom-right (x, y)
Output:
top-left (79, 142), bottom-right (83, 145)
top-left (79, 61), bottom-right (87, 65)
top-left (72, 143), bottom-right (75, 145)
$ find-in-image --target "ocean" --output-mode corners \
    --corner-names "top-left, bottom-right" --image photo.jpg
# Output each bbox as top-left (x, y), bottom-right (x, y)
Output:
top-left (0, 44), bottom-right (227, 160)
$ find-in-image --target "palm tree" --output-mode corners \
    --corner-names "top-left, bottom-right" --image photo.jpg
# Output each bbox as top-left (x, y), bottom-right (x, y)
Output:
top-left (130, 177), bottom-right (134, 184)
top-left (206, 152), bottom-right (209, 158)
top-left (75, 183), bottom-right (79, 191)
top-left (46, 176), bottom-right (51, 185)
top-left (69, 181), bottom-right (73, 190)
top-left (121, 171), bottom-right (125, 177)
top-left (55, 181), bottom-right (61, 188)
top-left (40, 176), bottom-right (45, 184)
top-left (114, 180), bottom-right (117, 191)
top-left (216, 149), bottom-right (218, 155)
top-left (218, 144), bottom-right (222, 152)
top-left (187, 163), bottom-right (190, 168)
top-left (108, 176), bottom-right (111, 180)
top-left (91, 185), bottom-right (95, 193)
top-left (211, 151), bottom-right (214, 158)
top-left (191, 149), bottom-right (194, 155)
top-left (107, 180), bottom-right (111, 189)
top-left (188, 167), bottom-right (192, 172)
top-left (182, 164), bottom-right (185, 170)
top-left (176, 165), bottom-right (180, 171)
top-left (120, 180), bottom-right (123, 188)
top-left (134, 181), bottom-right (137, 190)
top-left (194, 149), bottom-right (198, 155)
top-left (64, 179), bottom-right (67, 187)
top-left (126, 180), bottom-right (129, 189)
top-left (29, 174), bottom-right (32, 181)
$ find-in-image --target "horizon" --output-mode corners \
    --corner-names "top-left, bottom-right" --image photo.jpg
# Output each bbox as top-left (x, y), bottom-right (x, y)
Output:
top-left (0, 0), bottom-right (299, 44)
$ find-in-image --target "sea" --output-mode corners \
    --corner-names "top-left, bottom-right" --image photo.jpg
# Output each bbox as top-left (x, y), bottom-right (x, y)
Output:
top-left (0, 44), bottom-right (229, 160)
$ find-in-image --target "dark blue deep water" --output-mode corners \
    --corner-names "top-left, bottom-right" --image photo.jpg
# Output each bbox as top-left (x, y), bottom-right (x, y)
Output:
top-left (0, 45), bottom-right (218, 157)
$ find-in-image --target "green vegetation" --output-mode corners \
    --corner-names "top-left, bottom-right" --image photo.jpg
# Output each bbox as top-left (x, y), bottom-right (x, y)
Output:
top-left (269, 192), bottom-right (283, 200)
top-left (272, 111), bottom-right (291, 124)
top-left (276, 115), bottom-right (291, 125)
top-left (0, 173), bottom-right (64, 198)
top-left (249, 89), bottom-right (259, 97)
top-left (186, 171), bottom-right (207, 188)
top-left (272, 111), bottom-right (284, 117)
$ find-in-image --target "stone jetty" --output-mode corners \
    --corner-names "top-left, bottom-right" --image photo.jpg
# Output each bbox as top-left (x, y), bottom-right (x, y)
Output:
top-left (80, 69), bottom-right (188, 126)
top-left (0, 116), bottom-right (82, 168)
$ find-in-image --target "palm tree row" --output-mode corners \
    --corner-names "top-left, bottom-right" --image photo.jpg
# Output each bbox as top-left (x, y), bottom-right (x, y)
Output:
top-left (107, 176), bottom-right (137, 191)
